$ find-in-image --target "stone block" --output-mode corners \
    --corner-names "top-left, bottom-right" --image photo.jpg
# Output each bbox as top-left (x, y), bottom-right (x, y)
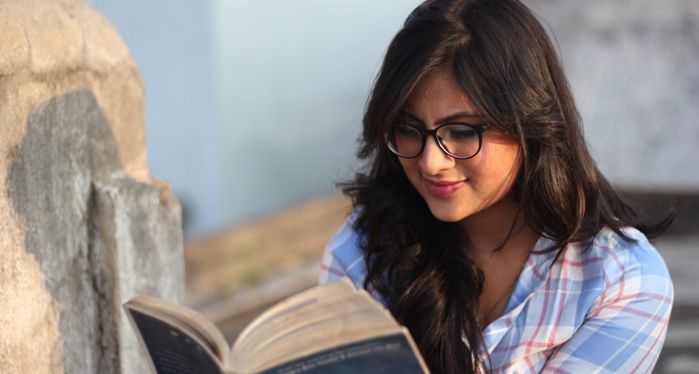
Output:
top-left (0, 6), bottom-right (29, 76)
top-left (3, 90), bottom-right (184, 373)
top-left (0, 0), bottom-right (133, 76)
top-left (0, 1), bottom-right (185, 373)
top-left (78, 5), bottom-right (132, 73)
top-left (21, 0), bottom-right (83, 74)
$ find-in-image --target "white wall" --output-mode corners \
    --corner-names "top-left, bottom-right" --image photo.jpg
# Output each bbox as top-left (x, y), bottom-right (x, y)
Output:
top-left (210, 1), bottom-right (422, 228)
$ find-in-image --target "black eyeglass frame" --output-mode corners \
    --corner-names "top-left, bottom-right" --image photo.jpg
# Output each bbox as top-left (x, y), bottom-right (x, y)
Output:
top-left (385, 122), bottom-right (491, 160)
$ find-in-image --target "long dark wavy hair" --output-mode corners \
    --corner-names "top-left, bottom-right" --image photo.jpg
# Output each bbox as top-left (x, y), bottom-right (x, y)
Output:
top-left (341, 0), bottom-right (675, 373)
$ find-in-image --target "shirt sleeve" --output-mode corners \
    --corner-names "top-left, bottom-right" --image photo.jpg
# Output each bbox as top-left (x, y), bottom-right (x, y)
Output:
top-left (318, 215), bottom-right (368, 288)
top-left (318, 244), bottom-right (350, 284)
top-left (541, 238), bottom-right (674, 373)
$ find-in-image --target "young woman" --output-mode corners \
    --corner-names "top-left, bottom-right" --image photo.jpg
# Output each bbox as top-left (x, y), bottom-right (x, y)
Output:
top-left (319, 0), bottom-right (674, 372)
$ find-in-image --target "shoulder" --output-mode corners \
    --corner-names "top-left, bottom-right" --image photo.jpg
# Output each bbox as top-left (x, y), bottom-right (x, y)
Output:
top-left (319, 212), bottom-right (369, 288)
top-left (588, 227), bottom-right (672, 287)
top-left (535, 228), bottom-right (675, 372)
top-left (581, 226), bottom-right (674, 311)
top-left (539, 226), bottom-right (674, 321)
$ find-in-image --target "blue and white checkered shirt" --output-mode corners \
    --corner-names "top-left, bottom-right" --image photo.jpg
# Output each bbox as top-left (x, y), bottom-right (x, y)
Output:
top-left (319, 216), bottom-right (673, 373)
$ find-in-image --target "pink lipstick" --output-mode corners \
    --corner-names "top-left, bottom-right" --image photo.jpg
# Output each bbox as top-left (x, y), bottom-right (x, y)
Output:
top-left (424, 179), bottom-right (465, 198)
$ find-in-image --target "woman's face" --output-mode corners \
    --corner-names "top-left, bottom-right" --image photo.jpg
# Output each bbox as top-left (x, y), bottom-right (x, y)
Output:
top-left (397, 68), bottom-right (522, 224)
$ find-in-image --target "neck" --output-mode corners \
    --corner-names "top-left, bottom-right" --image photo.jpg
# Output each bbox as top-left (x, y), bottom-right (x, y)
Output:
top-left (460, 195), bottom-right (537, 262)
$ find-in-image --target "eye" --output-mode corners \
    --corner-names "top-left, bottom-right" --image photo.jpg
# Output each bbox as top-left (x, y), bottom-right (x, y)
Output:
top-left (441, 125), bottom-right (477, 140)
top-left (393, 124), bottom-right (421, 139)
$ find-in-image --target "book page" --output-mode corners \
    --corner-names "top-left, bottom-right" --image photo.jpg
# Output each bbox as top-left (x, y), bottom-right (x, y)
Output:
top-left (247, 311), bottom-right (401, 371)
top-left (231, 279), bottom-right (424, 373)
top-left (232, 291), bottom-right (381, 360)
top-left (226, 278), bottom-right (427, 373)
top-left (232, 277), bottom-right (356, 350)
top-left (125, 306), bottom-right (225, 374)
top-left (125, 295), bottom-right (231, 370)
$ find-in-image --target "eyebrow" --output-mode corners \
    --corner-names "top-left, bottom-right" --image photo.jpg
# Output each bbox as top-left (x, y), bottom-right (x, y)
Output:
top-left (402, 110), bottom-right (483, 125)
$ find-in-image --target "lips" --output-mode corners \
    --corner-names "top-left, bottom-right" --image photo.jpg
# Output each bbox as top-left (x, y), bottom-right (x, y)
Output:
top-left (424, 179), bottom-right (465, 198)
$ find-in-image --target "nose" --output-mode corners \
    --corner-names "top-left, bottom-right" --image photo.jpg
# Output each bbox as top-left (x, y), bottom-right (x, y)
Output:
top-left (418, 135), bottom-right (454, 176)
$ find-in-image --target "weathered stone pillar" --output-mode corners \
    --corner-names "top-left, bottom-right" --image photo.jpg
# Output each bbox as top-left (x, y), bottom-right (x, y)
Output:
top-left (0, 1), bottom-right (185, 373)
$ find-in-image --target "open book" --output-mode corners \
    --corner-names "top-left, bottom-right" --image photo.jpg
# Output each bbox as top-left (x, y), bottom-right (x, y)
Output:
top-left (123, 278), bottom-right (429, 374)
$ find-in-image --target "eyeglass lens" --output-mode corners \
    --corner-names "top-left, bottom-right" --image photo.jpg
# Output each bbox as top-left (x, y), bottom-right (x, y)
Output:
top-left (388, 123), bottom-right (481, 158)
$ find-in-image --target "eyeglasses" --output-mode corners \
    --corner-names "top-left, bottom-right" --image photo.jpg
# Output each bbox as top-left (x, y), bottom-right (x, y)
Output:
top-left (385, 122), bottom-right (491, 159)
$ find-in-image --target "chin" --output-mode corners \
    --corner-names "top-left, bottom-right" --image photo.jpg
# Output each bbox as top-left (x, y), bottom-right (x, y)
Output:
top-left (426, 202), bottom-right (469, 223)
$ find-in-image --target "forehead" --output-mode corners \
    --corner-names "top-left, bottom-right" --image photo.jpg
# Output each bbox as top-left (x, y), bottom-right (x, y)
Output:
top-left (406, 68), bottom-right (478, 119)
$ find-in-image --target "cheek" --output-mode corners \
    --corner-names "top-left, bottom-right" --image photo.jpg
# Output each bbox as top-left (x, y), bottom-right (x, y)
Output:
top-left (398, 158), bottom-right (424, 190)
top-left (398, 158), bottom-right (419, 179)
top-left (467, 143), bottom-right (522, 191)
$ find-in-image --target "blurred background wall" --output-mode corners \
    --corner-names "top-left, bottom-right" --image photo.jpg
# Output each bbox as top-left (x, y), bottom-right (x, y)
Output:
top-left (84, 0), bottom-right (698, 239)
top-left (530, 0), bottom-right (699, 192)
top-left (84, 0), bottom-right (423, 238)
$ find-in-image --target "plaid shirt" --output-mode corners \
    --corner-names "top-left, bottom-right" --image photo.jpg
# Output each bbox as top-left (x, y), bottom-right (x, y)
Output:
top-left (319, 216), bottom-right (673, 373)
